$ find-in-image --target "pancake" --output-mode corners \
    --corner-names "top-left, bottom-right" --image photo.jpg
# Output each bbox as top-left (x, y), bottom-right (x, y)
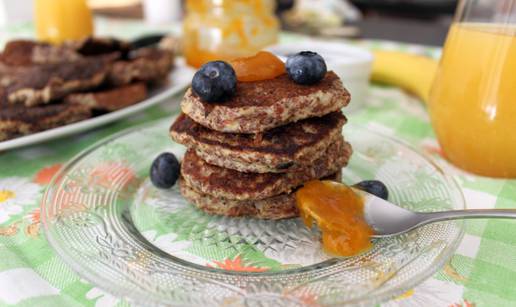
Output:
top-left (181, 71), bottom-right (350, 133)
top-left (2, 55), bottom-right (114, 107)
top-left (0, 38), bottom-right (127, 66)
top-left (0, 40), bottom-right (54, 66)
top-left (180, 172), bottom-right (342, 220)
top-left (65, 82), bottom-right (147, 112)
top-left (181, 138), bottom-right (351, 200)
top-left (170, 111), bottom-right (347, 173)
top-left (0, 102), bottom-right (91, 141)
top-left (108, 48), bottom-right (174, 86)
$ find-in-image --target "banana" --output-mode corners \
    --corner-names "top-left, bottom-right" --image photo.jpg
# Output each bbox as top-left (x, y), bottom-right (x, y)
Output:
top-left (371, 50), bottom-right (439, 103)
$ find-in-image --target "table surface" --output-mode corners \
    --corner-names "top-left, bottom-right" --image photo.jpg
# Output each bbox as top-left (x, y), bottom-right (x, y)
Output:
top-left (0, 19), bottom-right (515, 307)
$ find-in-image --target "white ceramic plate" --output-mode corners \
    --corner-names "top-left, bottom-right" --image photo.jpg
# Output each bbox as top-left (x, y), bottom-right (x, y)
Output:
top-left (0, 58), bottom-right (195, 152)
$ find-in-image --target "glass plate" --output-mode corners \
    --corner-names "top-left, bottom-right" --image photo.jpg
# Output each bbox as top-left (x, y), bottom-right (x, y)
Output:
top-left (42, 117), bottom-right (465, 306)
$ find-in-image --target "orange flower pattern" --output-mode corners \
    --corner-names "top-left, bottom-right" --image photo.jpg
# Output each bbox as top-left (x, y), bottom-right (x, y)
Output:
top-left (34, 164), bottom-right (62, 185)
top-left (24, 208), bottom-right (41, 237)
top-left (89, 163), bottom-right (136, 190)
top-left (449, 300), bottom-right (475, 307)
top-left (422, 144), bottom-right (445, 159)
top-left (26, 208), bottom-right (41, 224)
top-left (297, 293), bottom-right (321, 306)
top-left (207, 256), bottom-right (268, 272)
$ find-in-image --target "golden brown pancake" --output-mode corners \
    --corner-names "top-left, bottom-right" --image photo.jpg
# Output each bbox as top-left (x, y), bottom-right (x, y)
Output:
top-left (65, 82), bottom-right (147, 112)
top-left (171, 111), bottom-right (347, 173)
top-left (181, 71), bottom-right (350, 133)
top-left (0, 102), bottom-right (91, 141)
top-left (180, 172), bottom-right (342, 220)
top-left (180, 138), bottom-right (351, 200)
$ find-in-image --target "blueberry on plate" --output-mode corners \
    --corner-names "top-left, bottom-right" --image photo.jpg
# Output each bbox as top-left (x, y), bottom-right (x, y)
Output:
top-left (150, 152), bottom-right (180, 189)
top-left (192, 61), bottom-right (237, 103)
top-left (354, 180), bottom-right (389, 200)
top-left (286, 51), bottom-right (327, 85)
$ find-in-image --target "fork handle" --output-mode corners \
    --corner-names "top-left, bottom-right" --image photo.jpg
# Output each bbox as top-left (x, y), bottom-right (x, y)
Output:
top-left (418, 209), bottom-right (516, 225)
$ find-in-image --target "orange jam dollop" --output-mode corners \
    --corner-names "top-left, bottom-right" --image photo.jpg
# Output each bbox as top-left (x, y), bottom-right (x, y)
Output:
top-left (229, 51), bottom-right (285, 82)
top-left (296, 180), bottom-right (374, 257)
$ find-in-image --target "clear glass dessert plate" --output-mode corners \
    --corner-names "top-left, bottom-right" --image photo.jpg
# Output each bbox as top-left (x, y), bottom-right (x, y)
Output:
top-left (42, 116), bottom-right (465, 306)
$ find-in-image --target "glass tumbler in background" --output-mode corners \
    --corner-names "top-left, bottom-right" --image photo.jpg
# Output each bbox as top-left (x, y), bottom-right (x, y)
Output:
top-left (183, 0), bottom-right (279, 68)
top-left (428, 0), bottom-right (516, 178)
top-left (34, 0), bottom-right (93, 43)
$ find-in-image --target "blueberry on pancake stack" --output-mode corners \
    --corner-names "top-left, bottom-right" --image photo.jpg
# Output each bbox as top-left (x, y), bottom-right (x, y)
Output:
top-left (171, 51), bottom-right (352, 219)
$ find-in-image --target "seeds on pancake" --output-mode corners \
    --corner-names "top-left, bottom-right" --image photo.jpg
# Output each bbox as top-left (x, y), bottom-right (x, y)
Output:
top-left (301, 124), bottom-right (318, 134)
top-left (275, 162), bottom-right (294, 170)
top-left (253, 133), bottom-right (263, 144)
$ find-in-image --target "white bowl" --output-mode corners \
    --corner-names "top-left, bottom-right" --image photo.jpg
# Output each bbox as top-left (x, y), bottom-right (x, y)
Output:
top-left (268, 41), bottom-right (373, 112)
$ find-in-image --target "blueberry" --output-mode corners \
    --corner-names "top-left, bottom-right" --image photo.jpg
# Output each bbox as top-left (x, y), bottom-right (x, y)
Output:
top-left (286, 51), bottom-right (327, 85)
top-left (150, 152), bottom-right (180, 189)
top-left (354, 180), bottom-right (389, 200)
top-left (191, 61), bottom-right (237, 103)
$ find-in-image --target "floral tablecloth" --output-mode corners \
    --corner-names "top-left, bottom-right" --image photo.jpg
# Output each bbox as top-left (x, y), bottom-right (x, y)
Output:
top-left (0, 19), bottom-right (515, 307)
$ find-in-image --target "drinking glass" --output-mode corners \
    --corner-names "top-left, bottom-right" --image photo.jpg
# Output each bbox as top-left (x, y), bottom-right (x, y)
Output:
top-left (428, 0), bottom-right (516, 177)
top-left (34, 0), bottom-right (93, 43)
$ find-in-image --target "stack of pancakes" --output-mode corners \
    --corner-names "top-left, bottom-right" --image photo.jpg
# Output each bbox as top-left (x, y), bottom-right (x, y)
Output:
top-left (171, 71), bottom-right (351, 219)
top-left (0, 38), bottom-right (174, 141)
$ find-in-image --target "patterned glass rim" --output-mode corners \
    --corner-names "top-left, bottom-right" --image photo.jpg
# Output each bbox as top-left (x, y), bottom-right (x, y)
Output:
top-left (41, 117), bottom-right (466, 306)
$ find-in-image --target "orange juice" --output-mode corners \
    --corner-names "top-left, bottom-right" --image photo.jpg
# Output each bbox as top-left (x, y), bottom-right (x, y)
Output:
top-left (35, 0), bottom-right (94, 44)
top-left (429, 23), bottom-right (516, 177)
top-left (183, 0), bottom-right (278, 67)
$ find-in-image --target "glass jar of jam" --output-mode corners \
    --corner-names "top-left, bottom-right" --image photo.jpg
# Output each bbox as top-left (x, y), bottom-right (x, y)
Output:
top-left (183, 0), bottom-right (279, 68)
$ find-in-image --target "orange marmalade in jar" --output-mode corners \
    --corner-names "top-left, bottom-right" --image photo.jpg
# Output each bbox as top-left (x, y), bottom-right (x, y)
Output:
top-left (183, 0), bottom-right (279, 68)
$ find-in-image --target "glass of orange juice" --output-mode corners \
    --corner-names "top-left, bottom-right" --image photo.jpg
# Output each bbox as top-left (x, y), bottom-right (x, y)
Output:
top-left (35, 0), bottom-right (94, 44)
top-left (428, 0), bottom-right (516, 178)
